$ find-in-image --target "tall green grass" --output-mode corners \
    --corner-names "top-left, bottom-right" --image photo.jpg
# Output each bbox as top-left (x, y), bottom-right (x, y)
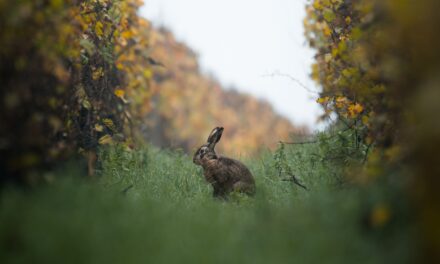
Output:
top-left (0, 142), bottom-right (415, 263)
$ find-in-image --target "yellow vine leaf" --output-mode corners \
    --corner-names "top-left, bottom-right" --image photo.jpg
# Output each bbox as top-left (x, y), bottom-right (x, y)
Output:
top-left (362, 115), bottom-right (369, 125)
top-left (94, 124), bottom-right (104, 132)
top-left (92, 67), bottom-right (104, 80)
top-left (323, 10), bottom-right (336, 22)
top-left (95, 21), bottom-right (104, 37)
top-left (82, 99), bottom-right (91, 109)
top-left (98, 134), bottom-right (113, 145)
top-left (311, 63), bottom-right (320, 81)
top-left (348, 103), bottom-right (364, 118)
top-left (313, 1), bottom-right (323, 10)
top-left (317, 96), bottom-right (330, 104)
top-left (121, 30), bottom-right (134, 39)
top-left (370, 203), bottom-right (391, 228)
top-left (114, 89), bottom-right (125, 98)
top-left (102, 118), bottom-right (117, 131)
top-left (323, 23), bottom-right (332, 36)
top-left (335, 96), bottom-right (349, 108)
top-left (143, 69), bottom-right (153, 79)
top-left (116, 62), bottom-right (124, 70)
top-left (324, 53), bottom-right (332, 63)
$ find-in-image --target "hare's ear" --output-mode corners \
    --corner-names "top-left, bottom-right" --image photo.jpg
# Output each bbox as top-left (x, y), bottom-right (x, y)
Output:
top-left (207, 127), bottom-right (224, 148)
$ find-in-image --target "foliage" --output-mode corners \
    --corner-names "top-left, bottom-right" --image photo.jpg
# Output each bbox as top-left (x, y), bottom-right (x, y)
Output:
top-left (0, 0), bottom-right (153, 182)
top-left (0, 145), bottom-right (415, 263)
top-left (0, 0), bottom-right (77, 182)
top-left (274, 127), bottom-right (369, 188)
top-left (74, 0), bottom-right (152, 149)
top-left (144, 28), bottom-right (305, 156)
top-left (304, 0), bottom-right (389, 150)
top-left (0, 0), bottom-right (305, 183)
top-left (305, 0), bottom-right (440, 260)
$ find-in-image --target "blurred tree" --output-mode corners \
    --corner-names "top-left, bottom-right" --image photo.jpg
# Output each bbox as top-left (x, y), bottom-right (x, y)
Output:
top-left (144, 28), bottom-right (306, 156)
top-left (305, 0), bottom-right (440, 261)
top-left (0, 0), bottom-right (153, 182)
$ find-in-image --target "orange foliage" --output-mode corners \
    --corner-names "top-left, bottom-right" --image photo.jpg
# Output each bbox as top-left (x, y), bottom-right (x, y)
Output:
top-left (0, 0), bottom-right (153, 181)
top-left (0, 1), bottom-right (303, 181)
top-left (144, 28), bottom-right (306, 156)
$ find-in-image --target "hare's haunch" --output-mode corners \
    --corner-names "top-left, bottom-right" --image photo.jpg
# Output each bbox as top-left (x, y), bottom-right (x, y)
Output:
top-left (193, 127), bottom-right (255, 198)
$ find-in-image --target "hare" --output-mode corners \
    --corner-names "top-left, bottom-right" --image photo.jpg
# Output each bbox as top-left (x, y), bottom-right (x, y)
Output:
top-left (193, 127), bottom-right (255, 198)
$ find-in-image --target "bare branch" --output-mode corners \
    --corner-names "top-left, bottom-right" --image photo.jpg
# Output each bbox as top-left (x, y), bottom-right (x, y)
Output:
top-left (282, 173), bottom-right (308, 190)
top-left (262, 71), bottom-right (319, 95)
top-left (279, 140), bottom-right (318, 145)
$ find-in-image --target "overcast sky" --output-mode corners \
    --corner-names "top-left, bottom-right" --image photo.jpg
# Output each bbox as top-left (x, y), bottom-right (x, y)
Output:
top-left (140, 0), bottom-right (323, 130)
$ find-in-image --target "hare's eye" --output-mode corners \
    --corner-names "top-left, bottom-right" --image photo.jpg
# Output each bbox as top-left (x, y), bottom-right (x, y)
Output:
top-left (199, 147), bottom-right (208, 156)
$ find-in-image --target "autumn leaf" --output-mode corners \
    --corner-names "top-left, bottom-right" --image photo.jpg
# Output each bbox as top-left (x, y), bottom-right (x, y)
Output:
top-left (95, 21), bottom-right (104, 37)
top-left (323, 9), bottom-right (336, 22)
top-left (324, 53), bottom-right (332, 63)
top-left (98, 134), bottom-right (113, 145)
top-left (348, 103), bottom-right (364, 118)
top-left (92, 67), bottom-right (104, 80)
top-left (143, 69), bottom-right (153, 78)
top-left (311, 63), bottom-right (320, 81)
top-left (121, 30), bottom-right (134, 39)
top-left (102, 118), bottom-right (117, 132)
top-left (370, 203), bottom-right (391, 228)
top-left (313, 1), bottom-right (323, 10)
top-left (323, 23), bottom-right (332, 36)
top-left (362, 115), bottom-right (369, 125)
top-left (94, 124), bottom-right (104, 132)
top-left (82, 99), bottom-right (91, 109)
top-left (116, 62), bottom-right (124, 70)
top-left (114, 89), bottom-right (125, 98)
top-left (335, 96), bottom-right (349, 109)
top-left (317, 96), bottom-right (330, 104)
top-left (342, 67), bottom-right (359, 78)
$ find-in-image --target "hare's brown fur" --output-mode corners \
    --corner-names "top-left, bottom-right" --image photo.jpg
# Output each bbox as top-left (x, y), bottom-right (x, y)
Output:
top-left (193, 127), bottom-right (255, 198)
top-left (201, 155), bottom-right (255, 197)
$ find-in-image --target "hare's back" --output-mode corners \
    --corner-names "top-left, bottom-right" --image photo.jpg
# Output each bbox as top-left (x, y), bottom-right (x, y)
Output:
top-left (217, 156), bottom-right (255, 184)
